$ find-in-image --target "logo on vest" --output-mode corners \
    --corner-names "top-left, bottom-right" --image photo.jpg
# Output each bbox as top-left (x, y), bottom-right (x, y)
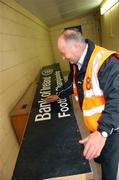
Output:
top-left (86, 77), bottom-right (92, 90)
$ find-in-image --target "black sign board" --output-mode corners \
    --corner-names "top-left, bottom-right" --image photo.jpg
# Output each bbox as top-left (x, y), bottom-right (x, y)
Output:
top-left (12, 64), bottom-right (91, 180)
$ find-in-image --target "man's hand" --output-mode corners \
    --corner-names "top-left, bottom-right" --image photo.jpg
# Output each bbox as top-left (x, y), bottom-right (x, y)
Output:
top-left (45, 95), bottom-right (59, 102)
top-left (79, 131), bottom-right (106, 160)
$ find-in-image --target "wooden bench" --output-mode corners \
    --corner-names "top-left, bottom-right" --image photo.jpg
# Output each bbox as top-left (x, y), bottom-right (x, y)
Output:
top-left (11, 81), bottom-right (37, 144)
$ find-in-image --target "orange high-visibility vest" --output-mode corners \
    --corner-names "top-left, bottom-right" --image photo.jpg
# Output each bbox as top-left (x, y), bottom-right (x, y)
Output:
top-left (73, 45), bottom-right (117, 132)
top-left (73, 65), bottom-right (79, 103)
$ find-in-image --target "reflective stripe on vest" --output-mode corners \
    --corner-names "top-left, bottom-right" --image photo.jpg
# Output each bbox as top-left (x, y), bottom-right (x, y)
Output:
top-left (83, 45), bottom-right (116, 131)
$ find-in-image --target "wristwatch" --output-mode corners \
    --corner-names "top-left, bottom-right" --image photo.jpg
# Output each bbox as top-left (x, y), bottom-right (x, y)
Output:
top-left (100, 131), bottom-right (109, 138)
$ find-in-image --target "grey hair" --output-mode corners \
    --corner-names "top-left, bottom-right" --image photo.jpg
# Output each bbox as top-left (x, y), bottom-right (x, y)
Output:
top-left (60, 28), bottom-right (85, 45)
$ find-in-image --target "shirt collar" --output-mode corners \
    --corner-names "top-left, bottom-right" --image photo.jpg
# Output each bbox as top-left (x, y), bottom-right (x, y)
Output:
top-left (77, 44), bottom-right (88, 70)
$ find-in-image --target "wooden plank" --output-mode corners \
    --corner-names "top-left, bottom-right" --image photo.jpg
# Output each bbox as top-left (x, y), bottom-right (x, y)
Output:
top-left (46, 172), bottom-right (93, 180)
top-left (11, 115), bottom-right (28, 143)
top-left (11, 81), bottom-right (37, 143)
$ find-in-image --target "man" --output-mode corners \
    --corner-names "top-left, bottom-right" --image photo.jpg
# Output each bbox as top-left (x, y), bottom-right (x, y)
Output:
top-left (46, 28), bottom-right (119, 180)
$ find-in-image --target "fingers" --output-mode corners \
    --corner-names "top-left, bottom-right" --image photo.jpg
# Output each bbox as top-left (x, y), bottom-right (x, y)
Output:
top-left (79, 137), bottom-right (88, 144)
top-left (45, 97), bottom-right (54, 102)
top-left (79, 137), bottom-right (96, 159)
top-left (79, 132), bottom-right (105, 160)
top-left (84, 145), bottom-right (94, 160)
top-left (84, 145), bottom-right (100, 160)
top-left (45, 95), bottom-right (59, 102)
top-left (45, 96), bottom-right (54, 102)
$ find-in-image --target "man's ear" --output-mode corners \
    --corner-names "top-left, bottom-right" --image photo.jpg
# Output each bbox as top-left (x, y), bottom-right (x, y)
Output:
top-left (73, 43), bottom-right (80, 52)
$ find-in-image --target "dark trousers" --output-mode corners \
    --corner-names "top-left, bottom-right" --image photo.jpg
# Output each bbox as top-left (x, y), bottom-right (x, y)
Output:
top-left (95, 132), bottom-right (119, 180)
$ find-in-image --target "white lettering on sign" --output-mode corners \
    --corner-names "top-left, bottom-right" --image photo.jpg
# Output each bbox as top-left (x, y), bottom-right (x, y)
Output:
top-left (40, 76), bottom-right (51, 92)
top-left (35, 67), bottom-right (71, 123)
top-left (55, 71), bottom-right (63, 91)
top-left (35, 98), bottom-right (51, 122)
top-left (35, 76), bottom-right (52, 122)
top-left (35, 113), bottom-right (51, 122)
top-left (57, 98), bottom-right (71, 118)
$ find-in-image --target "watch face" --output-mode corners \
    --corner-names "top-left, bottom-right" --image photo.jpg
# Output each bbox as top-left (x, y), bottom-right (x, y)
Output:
top-left (102, 131), bottom-right (108, 138)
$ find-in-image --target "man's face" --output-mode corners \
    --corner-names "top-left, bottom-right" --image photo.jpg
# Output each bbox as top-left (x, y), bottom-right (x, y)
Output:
top-left (58, 37), bottom-right (81, 64)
